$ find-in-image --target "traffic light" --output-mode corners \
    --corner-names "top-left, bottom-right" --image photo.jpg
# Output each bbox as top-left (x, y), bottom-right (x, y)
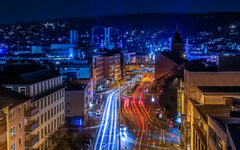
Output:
top-left (169, 121), bottom-right (173, 128)
top-left (158, 113), bottom-right (162, 119)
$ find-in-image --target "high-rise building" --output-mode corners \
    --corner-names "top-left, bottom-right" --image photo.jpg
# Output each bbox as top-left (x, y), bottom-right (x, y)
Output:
top-left (70, 30), bottom-right (78, 44)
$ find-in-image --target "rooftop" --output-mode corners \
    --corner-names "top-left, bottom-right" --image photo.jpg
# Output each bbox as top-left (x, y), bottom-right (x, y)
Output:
top-left (198, 86), bottom-right (240, 93)
top-left (66, 83), bottom-right (87, 91)
top-left (161, 51), bottom-right (186, 65)
top-left (0, 86), bottom-right (30, 109)
top-left (185, 60), bottom-right (218, 72)
top-left (0, 65), bottom-right (60, 85)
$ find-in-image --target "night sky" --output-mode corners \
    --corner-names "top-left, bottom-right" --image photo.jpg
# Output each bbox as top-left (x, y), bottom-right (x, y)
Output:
top-left (1, 0), bottom-right (240, 23)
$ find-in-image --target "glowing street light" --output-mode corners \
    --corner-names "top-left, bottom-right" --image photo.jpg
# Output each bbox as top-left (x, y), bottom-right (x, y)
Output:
top-left (151, 96), bottom-right (155, 102)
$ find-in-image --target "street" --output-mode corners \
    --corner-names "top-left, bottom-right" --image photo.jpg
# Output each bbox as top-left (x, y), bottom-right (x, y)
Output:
top-left (94, 89), bottom-right (119, 150)
top-left (93, 75), bottom-right (180, 150)
top-left (121, 75), bottom-right (180, 150)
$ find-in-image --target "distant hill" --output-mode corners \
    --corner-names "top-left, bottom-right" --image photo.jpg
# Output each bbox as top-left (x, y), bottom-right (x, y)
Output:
top-left (9, 12), bottom-right (240, 34)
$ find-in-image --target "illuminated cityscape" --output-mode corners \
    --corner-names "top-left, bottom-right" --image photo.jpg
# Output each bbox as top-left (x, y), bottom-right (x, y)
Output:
top-left (1, 1), bottom-right (240, 150)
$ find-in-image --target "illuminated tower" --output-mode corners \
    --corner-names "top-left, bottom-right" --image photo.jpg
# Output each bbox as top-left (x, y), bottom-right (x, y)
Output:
top-left (171, 29), bottom-right (184, 57)
top-left (70, 30), bottom-right (78, 44)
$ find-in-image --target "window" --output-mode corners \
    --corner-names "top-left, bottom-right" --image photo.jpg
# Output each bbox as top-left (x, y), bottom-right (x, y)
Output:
top-left (44, 113), bottom-right (47, 121)
top-left (41, 99), bottom-right (43, 109)
top-left (51, 95), bottom-right (53, 104)
top-left (11, 143), bottom-right (15, 150)
top-left (44, 98), bottom-right (47, 107)
top-left (48, 124), bottom-right (50, 133)
top-left (54, 93), bottom-right (56, 102)
top-left (48, 96), bottom-right (50, 105)
top-left (41, 129), bottom-right (43, 139)
top-left (19, 138), bottom-right (22, 145)
top-left (6, 86), bottom-right (13, 90)
top-left (66, 93), bottom-right (70, 98)
top-left (54, 119), bottom-right (56, 128)
top-left (45, 126), bottom-right (47, 135)
top-left (18, 122), bottom-right (22, 130)
top-left (51, 108), bottom-right (53, 117)
top-left (18, 106), bottom-right (22, 115)
top-left (41, 115), bottom-right (43, 124)
top-left (10, 109), bottom-right (15, 120)
top-left (54, 107), bottom-right (56, 115)
top-left (19, 87), bottom-right (26, 95)
top-left (10, 126), bottom-right (16, 137)
top-left (48, 110), bottom-right (50, 119)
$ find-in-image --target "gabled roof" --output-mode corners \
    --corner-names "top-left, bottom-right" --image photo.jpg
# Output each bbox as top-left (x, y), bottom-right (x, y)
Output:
top-left (0, 86), bottom-right (30, 109)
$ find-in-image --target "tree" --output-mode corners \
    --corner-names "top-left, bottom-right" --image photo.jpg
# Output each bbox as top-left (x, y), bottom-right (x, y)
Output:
top-left (49, 128), bottom-right (92, 150)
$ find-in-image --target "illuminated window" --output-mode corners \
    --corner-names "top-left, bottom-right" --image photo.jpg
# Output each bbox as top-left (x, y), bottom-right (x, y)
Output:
top-left (10, 126), bottom-right (16, 137)
top-left (11, 143), bottom-right (15, 150)
top-left (71, 118), bottom-right (83, 126)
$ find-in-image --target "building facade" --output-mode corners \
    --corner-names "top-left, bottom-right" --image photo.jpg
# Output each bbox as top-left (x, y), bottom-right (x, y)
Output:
top-left (0, 65), bottom-right (65, 150)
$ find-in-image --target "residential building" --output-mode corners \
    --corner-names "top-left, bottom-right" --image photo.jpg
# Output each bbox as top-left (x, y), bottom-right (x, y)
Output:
top-left (182, 57), bottom-right (240, 149)
top-left (0, 86), bottom-right (30, 150)
top-left (65, 79), bottom-right (93, 128)
top-left (92, 55), bottom-right (104, 90)
top-left (103, 53), bottom-right (121, 81)
top-left (0, 64), bottom-right (65, 150)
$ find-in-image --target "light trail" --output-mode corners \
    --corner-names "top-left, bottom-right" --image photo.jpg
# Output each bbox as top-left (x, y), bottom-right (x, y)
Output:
top-left (94, 89), bottom-right (119, 150)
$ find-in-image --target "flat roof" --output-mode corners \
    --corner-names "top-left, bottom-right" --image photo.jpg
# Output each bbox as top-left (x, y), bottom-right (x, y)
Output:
top-left (0, 86), bottom-right (30, 109)
top-left (0, 65), bottom-right (60, 85)
top-left (198, 86), bottom-right (240, 93)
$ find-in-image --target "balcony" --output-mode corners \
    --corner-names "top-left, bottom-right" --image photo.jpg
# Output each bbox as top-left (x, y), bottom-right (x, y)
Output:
top-left (193, 119), bottom-right (207, 145)
top-left (26, 134), bottom-right (39, 147)
top-left (25, 120), bottom-right (39, 132)
top-left (25, 106), bottom-right (39, 117)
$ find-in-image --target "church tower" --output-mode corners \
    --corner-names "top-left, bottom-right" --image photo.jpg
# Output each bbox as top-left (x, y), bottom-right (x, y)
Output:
top-left (171, 29), bottom-right (184, 57)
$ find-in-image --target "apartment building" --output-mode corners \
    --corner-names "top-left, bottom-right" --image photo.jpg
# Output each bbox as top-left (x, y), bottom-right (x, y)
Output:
top-left (103, 53), bottom-right (121, 81)
top-left (0, 64), bottom-right (65, 150)
top-left (187, 87), bottom-right (240, 150)
top-left (92, 55), bottom-right (104, 90)
top-left (65, 79), bottom-right (93, 128)
top-left (0, 86), bottom-right (30, 150)
top-left (182, 58), bottom-right (240, 150)
top-left (92, 52), bottom-right (121, 90)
